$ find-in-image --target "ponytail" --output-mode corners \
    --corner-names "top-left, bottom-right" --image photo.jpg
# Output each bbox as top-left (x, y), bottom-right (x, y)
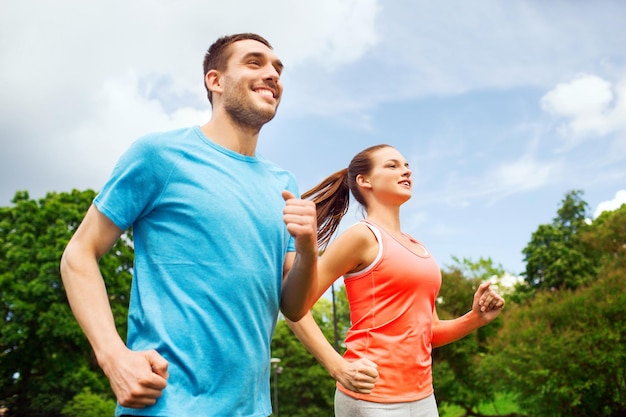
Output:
top-left (303, 144), bottom-right (392, 250)
top-left (302, 168), bottom-right (350, 250)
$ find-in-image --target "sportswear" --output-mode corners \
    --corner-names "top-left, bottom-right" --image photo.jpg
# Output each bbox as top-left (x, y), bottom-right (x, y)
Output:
top-left (335, 390), bottom-right (439, 417)
top-left (94, 126), bottom-right (297, 416)
top-left (338, 220), bottom-right (442, 403)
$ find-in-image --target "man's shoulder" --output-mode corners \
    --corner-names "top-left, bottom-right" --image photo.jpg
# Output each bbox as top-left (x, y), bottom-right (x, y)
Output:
top-left (126, 126), bottom-right (200, 156)
top-left (136, 125), bottom-right (198, 144)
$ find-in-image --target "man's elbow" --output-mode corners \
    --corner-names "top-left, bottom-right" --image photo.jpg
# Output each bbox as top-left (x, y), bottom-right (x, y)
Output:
top-left (280, 303), bottom-right (307, 322)
top-left (59, 247), bottom-right (71, 280)
top-left (59, 241), bottom-right (82, 285)
top-left (280, 286), bottom-right (319, 321)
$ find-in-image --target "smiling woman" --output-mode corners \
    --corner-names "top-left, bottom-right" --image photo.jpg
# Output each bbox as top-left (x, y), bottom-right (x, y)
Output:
top-left (286, 144), bottom-right (505, 417)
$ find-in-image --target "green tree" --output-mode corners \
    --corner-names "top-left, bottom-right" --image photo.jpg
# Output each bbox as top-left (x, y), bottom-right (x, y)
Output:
top-left (490, 202), bottom-right (626, 416)
top-left (581, 203), bottom-right (626, 269)
top-left (491, 269), bottom-right (625, 416)
top-left (433, 258), bottom-right (506, 416)
top-left (269, 285), bottom-right (352, 416)
top-left (270, 297), bottom-right (342, 416)
top-left (61, 388), bottom-right (116, 417)
top-left (329, 283), bottom-right (351, 352)
top-left (0, 190), bottom-right (133, 416)
top-left (522, 190), bottom-right (596, 291)
top-left (274, 259), bottom-right (512, 416)
top-left (447, 256), bottom-right (506, 282)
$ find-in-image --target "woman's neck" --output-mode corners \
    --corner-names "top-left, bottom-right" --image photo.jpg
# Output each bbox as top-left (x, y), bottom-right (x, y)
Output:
top-left (365, 207), bottom-right (402, 234)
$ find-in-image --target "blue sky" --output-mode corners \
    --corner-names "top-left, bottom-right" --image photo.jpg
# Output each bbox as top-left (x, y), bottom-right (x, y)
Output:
top-left (1, 1), bottom-right (625, 277)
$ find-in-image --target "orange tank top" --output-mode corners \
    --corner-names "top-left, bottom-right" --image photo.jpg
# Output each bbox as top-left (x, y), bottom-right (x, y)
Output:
top-left (337, 220), bottom-right (442, 403)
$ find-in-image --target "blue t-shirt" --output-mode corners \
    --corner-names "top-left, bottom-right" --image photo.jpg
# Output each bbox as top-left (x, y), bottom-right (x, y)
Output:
top-left (94, 126), bottom-right (297, 416)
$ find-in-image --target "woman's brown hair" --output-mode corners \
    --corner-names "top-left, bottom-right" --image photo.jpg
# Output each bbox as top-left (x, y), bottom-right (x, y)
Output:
top-left (302, 144), bottom-right (392, 249)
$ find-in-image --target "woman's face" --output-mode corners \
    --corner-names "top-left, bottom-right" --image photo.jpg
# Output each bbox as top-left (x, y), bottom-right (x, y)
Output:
top-left (361, 147), bottom-right (413, 205)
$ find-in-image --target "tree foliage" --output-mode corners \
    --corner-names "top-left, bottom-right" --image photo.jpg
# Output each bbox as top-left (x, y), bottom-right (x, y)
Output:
top-left (447, 256), bottom-right (506, 282)
top-left (491, 198), bottom-right (626, 416)
top-left (274, 256), bottom-right (510, 416)
top-left (61, 388), bottom-right (116, 417)
top-left (581, 203), bottom-right (626, 269)
top-left (3, 187), bottom-right (624, 416)
top-left (521, 190), bottom-right (597, 291)
top-left (0, 190), bottom-right (132, 416)
top-left (490, 267), bottom-right (625, 416)
top-left (270, 289), bottom-right (350, 416)
top-left (433, 258), bottom-right (506, 416)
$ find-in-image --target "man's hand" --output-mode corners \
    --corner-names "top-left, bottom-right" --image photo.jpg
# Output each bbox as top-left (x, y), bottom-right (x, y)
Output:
top-left (282, 190), bottom-right (317, 252)
top-left (100, 348), bottom-right (169, 408)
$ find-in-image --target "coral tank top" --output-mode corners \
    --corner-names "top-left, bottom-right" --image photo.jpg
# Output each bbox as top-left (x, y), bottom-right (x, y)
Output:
top-left (337, 220), bottom-right (442, 403)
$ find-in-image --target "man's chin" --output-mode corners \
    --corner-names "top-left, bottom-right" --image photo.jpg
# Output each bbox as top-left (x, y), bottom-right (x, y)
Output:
top-left (225, 102), bottom-right (279, 129)
top-left (254, 104), bottom-right (279, 124)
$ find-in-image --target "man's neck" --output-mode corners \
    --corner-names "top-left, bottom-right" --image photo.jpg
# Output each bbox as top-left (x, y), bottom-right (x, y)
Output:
top-left (200, 114), bottom-right (261, 156)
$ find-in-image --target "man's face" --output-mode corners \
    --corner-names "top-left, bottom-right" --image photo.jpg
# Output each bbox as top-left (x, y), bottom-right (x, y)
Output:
top-left (219, 39), bottom-right (284, 129)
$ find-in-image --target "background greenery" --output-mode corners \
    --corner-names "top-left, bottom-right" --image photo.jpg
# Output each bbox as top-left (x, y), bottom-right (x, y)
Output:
top-left (0, 189), bottom-right (624, 416)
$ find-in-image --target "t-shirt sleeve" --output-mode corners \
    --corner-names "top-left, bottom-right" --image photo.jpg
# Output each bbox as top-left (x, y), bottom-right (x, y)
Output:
top-left (94, 135), bottom-right (170, 230)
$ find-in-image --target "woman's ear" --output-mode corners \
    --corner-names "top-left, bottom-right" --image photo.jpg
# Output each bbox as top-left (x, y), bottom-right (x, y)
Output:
top-left (356, 174), bottom-right (372, 189)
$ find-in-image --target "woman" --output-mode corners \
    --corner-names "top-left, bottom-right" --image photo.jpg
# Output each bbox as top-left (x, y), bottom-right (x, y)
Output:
top-left (287, 144), bottom-right (504, 417)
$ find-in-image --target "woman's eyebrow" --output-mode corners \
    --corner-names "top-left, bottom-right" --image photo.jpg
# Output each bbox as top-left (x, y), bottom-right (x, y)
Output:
top-left (385, 158), bottom-right (408, 165)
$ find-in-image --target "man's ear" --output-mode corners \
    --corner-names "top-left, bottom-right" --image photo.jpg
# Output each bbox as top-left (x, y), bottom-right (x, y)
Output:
top-left (205, 70), bottom-right (223, 97)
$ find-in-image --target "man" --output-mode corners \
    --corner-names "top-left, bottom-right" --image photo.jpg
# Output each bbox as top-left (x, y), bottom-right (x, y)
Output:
top-left (60, 33), bottom-right (318, 416)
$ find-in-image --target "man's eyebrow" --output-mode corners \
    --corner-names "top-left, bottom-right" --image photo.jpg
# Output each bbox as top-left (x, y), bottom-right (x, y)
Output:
top-left (243, 51), bottom-right (284, 73)
top-left (274, 59), bottom-right (285, 73)
top-left (242, 51), bottom-right (264, 61)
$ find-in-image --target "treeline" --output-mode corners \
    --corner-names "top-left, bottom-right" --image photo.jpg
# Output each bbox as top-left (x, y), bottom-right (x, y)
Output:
top-left (0, 189), bottom-right (624, 416)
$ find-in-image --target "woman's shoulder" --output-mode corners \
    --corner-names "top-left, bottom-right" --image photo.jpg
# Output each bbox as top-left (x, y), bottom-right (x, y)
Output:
top-left (341, 222), bottom-right (380, 255)
top-left (323, 221), bottom-right (378, 260)
top-left (343, 221), bottom-right (379, 242)
top-left (336, 222), bottom-right (382, 276)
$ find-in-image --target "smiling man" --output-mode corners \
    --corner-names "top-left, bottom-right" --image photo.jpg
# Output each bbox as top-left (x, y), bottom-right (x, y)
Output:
top-left (60, 33), bottom-right (318, 417)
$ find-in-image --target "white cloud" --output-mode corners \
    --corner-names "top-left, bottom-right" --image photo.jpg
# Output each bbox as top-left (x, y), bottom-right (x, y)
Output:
top-left (278, 2), bottom-right (626, 122)
top-left (440, 154), bottom-right (564, 206)
top-left (540, 73), bottom-right (626, 144)
top-left (365, 2), bottom-right (626, 97)
top-left (0, 0), bottom-right (381, 203)
top-left (0, 0), bottom-right (381, 121)
top-left (489, 272), bottom-right (524, 293)
top-left (273, 0), bottom-right (380, 69)
top-left (594, 189), bottom-right (626, 218)
top-left (0, 0), bottom-right (380, 109)
top-left (491, 156), bottom-right (561, 194)
top-left (541, 74), bottom-right (613, 118)
top-left (2, 70), bottom-right (211, 199)
top-left (67, 70), bottom-right (211, 166)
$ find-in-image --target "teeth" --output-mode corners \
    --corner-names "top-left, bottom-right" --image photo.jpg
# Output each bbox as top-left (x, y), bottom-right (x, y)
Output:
top-left (257, 89), bottom-right (273, 98)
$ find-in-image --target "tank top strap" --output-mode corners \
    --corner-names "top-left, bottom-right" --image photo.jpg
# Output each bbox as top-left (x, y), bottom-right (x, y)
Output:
top-left (343, 220), bottom-right (384, 279)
